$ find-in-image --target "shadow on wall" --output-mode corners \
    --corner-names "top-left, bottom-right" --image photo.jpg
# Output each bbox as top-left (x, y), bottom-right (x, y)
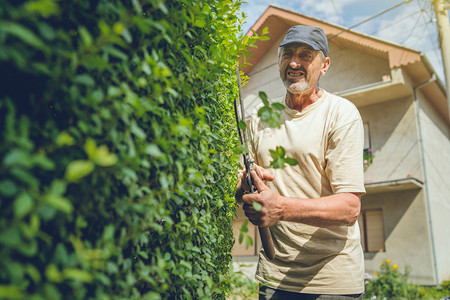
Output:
top-left (359, 97), bottom-right (412, 160)
top-left (361, 188), bottom-right (422, 260)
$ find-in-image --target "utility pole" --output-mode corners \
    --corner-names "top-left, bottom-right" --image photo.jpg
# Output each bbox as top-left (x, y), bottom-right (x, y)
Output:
top-left (432, 0), bottom-right (450, 120)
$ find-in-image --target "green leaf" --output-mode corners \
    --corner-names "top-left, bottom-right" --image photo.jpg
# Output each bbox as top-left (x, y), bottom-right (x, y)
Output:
top-left (37, 205), bottom-right (57, 221)
top-left (3, 149), bottom-right (32, 168)
top-left (45, 195), bottom-right (73, 214)
top-left (145, 144), bottom-right (163, 157)
top-left (284, 157), bottom-right (299, 166)
top-left (252, 201), bottom-right (262, 211)
top-left (17, 239), bottom-right (38, 257)
top-left (107, 86), bottom-right (122, 97)
top-left (103, 45), bottom-right (128, 60)
top-left (63, 268), bottom-right (93, 282)
top-left (64, 160), bottom-right (95, 182)
top-left (238, 120), bottom-right (246, 131)
top-left (259, 91), bottom-right (269, 105)
top-left (25, 264), bottom-right (41, 284)
top-left (131, 0), bottom-right (142, 13)
top-left (74, 74), bottom-right (95, 86)
top-left (79, 26), bottom-right (93, 47)
top-left (13, 192), bottom-right (34, 218)
top-left (257, 106), bottom-right (270, 118)
top-left (233, 144), bottom-right (248, 155)
top-left (45, 265), bottom-right (62, 283)
top-left (245, 235), bottom-right (253, 249)
top-left (194, 18), bottom-right (206, 28)
top-left (93, 145), bottom-right (118, 167)
top-left (0, 21), bottom-right (47, 51)
top-left (272, 102), bottom-right (285, 111)
top-left (238, 232), bottom-right (243, 244)
top-left (37, 22), bottom-right (56, 41)
top-left (263, 115), bottom-right (281, 128)
top-left (0, 285), bottom-right (23, 299)
top-left (49, 179), bottom-right (66, 196)
top-left (158, 2), bottom-right (169, 14)
top-left (31, 155), bottom-right (55, 170)
top-left (24, 0), bottom-right (60, 17)
top-left (10, 167), bottom-right (39, 188)
top-left (0, 180), bottom-right (18, 197)
top-left (0, 227), bottom-right (21, 246)
top-left (276, 146), bottom-right (286, 157)
top-left (270, 157), bottom-right (284, 169)
top-left (83, 55), bottom-right (109, 71)
top-left (85, 138), bottom-right (97, 159)
top-left (240, 219), bottom-right (249, 233)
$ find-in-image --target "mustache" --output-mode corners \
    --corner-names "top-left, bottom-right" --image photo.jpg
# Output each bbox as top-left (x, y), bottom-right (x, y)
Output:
top-left (286, 66), bottom-right (307, 74)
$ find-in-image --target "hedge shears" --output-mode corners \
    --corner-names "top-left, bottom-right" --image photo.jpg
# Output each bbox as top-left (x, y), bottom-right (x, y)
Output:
top-left (234, 66), bottom-right (275, 260)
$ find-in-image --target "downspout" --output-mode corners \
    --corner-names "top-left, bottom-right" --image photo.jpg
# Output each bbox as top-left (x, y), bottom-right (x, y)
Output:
top-left (412, 73), bottom-right (439, 287)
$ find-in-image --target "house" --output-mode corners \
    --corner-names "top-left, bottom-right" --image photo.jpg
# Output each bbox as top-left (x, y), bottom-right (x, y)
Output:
top-left (232, 5), bottom-right (450, 287)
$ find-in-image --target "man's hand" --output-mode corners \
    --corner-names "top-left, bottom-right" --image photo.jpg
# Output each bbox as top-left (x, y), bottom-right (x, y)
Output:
top-left (242, 170), bottom-right (283, 227)
top-left (235, 165), bottom-right (274, 203)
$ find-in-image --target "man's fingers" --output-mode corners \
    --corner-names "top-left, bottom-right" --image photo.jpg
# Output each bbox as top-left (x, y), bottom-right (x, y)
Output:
top-left (241, 193), bottom-right (254, 206)
top-left (242, 203), bottom-right (255, 214)
top-left (262, 168), bottom-right (275, 181)
top-left (255, 165), bottom-right (274, 182)
top-left (250, 170), bottom-right (267, 192)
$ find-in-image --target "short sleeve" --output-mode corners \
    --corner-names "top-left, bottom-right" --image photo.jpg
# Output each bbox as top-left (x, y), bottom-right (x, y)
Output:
top-left (325, 118), bottom-right (366, 194)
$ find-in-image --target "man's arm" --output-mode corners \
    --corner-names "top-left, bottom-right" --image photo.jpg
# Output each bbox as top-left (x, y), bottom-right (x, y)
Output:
top-left (242, 170), bottom-right (361, 228)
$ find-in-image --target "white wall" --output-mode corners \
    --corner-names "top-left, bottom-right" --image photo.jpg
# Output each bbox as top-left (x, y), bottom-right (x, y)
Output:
top-left (417, 89), bottom-right (450, 284)
top-left (362, 189), bottom-right (436, 285)
top-left (322, 43), bottom-right (391, 93)
top-left (359, 97), bottom-right (424, 183)
top-left (242, 34), bottom-right (285, 118)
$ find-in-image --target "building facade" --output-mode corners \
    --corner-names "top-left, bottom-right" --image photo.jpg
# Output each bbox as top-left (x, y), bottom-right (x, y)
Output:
top-left (232, 6), bottom-right (450, 286)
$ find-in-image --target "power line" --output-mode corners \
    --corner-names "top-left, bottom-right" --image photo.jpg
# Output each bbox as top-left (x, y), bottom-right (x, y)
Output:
top-left (369, 9), bottom-right (422, 36)
top-left (328, 0), bottom-right (414, 40)
top-left (329, 0), bottom-right (340, 16)
top-left (248, 0), bottom-right (415, 76)
top-left (416, 3), bottom-right (443, 76)
top-left (401, 9), bottom-right (425, 43)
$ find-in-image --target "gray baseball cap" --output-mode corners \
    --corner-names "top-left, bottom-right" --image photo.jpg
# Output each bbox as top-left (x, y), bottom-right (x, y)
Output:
top-left (279, 25), bottom-right (329, 57)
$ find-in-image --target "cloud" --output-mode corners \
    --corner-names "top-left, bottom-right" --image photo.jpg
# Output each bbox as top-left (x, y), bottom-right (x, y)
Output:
top-left (298, 0), bottom-right (360, 24)
top-left (372, 2), bottom-right (424, 43)
top-left (241, 0), bottom-right (365, 32)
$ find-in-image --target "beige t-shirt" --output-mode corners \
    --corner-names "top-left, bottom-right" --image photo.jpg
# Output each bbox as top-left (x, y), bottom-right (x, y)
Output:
top-left (249, 91), bottom-right (366, 294)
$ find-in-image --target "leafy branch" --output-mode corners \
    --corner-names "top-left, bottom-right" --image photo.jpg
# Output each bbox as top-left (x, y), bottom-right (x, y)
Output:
top-left (257, 91), bottom-right (299, 169)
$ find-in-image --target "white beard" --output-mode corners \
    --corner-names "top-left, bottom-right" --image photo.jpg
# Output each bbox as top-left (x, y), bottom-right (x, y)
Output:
top-left (284, 80), bottom-right (310, 94)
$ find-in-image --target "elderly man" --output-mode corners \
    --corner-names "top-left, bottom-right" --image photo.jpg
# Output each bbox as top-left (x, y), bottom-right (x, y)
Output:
top-left (237, 25), bottom-right (366, 299)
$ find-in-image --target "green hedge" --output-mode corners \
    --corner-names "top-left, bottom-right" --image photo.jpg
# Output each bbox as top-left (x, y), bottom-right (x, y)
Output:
top-left (0, 0), bottom-right (248, 298)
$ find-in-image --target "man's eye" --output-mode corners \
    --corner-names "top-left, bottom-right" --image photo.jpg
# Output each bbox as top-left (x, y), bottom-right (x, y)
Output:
top-left (300, 52), bottom-right (313, 60)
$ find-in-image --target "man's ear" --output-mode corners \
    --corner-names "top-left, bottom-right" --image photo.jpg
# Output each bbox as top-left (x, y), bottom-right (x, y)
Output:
top-left (320, 57), bottom-right (330, 76)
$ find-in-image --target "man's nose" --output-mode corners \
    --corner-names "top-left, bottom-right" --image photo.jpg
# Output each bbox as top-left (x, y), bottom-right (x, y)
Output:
top-left (289, 57), bottom-right (301, 68)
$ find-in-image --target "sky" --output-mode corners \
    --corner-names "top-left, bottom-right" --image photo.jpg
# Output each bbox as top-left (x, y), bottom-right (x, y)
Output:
top-left (240, 0), bottom-right (448, 82)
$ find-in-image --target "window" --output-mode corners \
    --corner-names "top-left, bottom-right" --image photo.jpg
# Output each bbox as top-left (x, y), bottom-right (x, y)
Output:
top-left (363, 122), bottom-right (373, 168)
top-left (363, 122), bottom-right (371, 151)
top-left (358, 209), bottom-right (385, 252)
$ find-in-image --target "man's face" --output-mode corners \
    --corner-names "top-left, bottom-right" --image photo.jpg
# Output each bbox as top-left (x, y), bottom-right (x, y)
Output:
top-left (278, 43), bottom-right (327, 94)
